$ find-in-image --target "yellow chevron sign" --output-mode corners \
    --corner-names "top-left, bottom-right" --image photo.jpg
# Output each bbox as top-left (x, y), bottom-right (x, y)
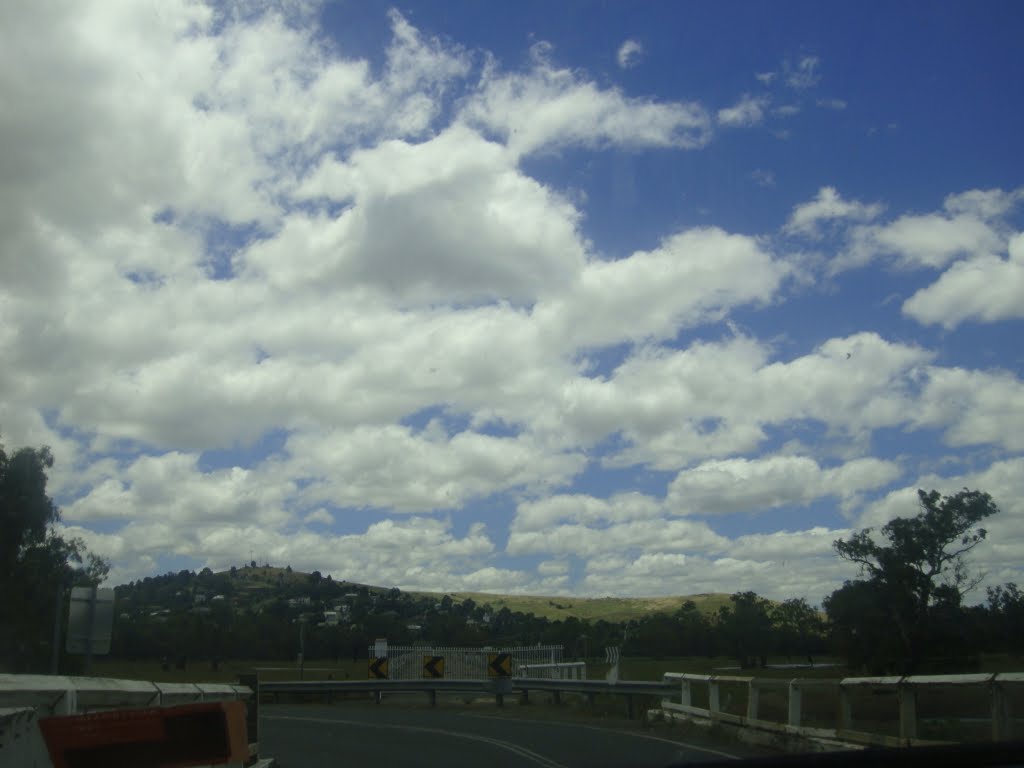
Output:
top-left (487, 652), bottom-right (512, 677)
top-left (422, 655), bottom-right (445, 679)
top-left (368, 656), bottom-right (389, 679)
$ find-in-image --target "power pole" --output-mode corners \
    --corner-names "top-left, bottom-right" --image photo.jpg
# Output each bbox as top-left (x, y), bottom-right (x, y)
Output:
top-left (50, 583), bottom-right (65, 674)
top-left (298, 618), bottom-right (306, 681)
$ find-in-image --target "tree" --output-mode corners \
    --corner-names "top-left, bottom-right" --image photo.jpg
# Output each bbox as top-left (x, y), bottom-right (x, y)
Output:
top-left (985, 583), bottom-right (1024, 654)
top-left (824, 580), bottom-right (905, 673)
top-left (0, 444), bottom-right (60, 582)
top-left (0, 438), bottom-right (111, 672)
top-left (830, 487), bottom-right (998, 672)
top-left (717, 592), bottom-right (773, 668)
top-left (772, 598), bottom-right (824, 661)
top-left (674, 601), bottom-right (714, 657)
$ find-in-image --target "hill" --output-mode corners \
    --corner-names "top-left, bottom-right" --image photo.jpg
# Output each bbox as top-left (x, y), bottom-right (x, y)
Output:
top-left (114, 561), bottom-right (737, 626)
top-left (405, 591), bottom-right (733, 622)
top-left (116, 565), bottom-right (732, 622)
top-left (106, 565), bottom-right (813, 666)
top-left (219, 566), bottom-right (734, 621)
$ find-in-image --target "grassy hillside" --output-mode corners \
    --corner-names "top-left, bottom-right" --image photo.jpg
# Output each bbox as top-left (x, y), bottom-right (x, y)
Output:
top-left (128, 565), bottom-right (732, 623)
top-left (228, 565), bottom-right (386, 592)
top-left (407, 591), bottom-right (734, 622)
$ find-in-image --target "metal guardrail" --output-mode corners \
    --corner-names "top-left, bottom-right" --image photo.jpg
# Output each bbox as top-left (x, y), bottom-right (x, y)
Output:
top-left (660, 672), bottom-right (1024, 747)
top-left (258, 676), bottom-right (673, 698)
top-left (259, 675), bottom-right (676, 717)
top-left (515, 678), bottom-right (674, 696)
top-left (261, 678), bottom-right (490, 695)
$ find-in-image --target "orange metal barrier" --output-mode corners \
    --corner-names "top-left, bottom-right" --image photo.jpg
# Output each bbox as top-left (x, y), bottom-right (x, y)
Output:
top-left (37, 700), bottom-right (248, 768)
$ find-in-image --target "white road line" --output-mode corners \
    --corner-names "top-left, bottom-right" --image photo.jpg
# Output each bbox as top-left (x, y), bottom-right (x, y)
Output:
top-left (457, 712), bottom-right (740, 760)
top-left (263, 714), bottom-right (568, 768)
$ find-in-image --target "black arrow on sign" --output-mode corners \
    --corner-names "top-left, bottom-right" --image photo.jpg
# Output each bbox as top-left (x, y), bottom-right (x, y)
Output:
top-left (423, 655), bottom-right (444, 679)
top-left (488, 652), bottom-right (511, 677)
top-left (368, 656), bottom-right (388, 679)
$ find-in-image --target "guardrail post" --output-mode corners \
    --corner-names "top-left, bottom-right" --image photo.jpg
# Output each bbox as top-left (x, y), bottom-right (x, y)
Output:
top-left (746, 681), bottom-right (759, 721)
top-left (788, 681), bottom-right (801, 727)
top-left (899, 683), bottom-right (917, 741)
top-left (680, 679), bottom-right (691, 708)
top-left (709, 680), bottom-right (720, 715)
top-left (428, 689), bottom-right (437, 708)
top-left (626, 694), bottom-right (634, 720)
top-left (992, 680), bottom-right (1012, 741)
top-left (520, 689), bottom-right (529, 705)
top-left (991, 681), bottom-right (1009, 741)
top-left (552, 690), bottom-right (561, 705)
top-left (57, 685), bottom-right (78, 716)
top-left (838, 684), bottom-right (852, 732)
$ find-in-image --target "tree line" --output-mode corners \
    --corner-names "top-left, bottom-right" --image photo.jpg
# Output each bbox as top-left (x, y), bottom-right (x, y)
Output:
top-left (2, 436), bottom-right (1021, 675)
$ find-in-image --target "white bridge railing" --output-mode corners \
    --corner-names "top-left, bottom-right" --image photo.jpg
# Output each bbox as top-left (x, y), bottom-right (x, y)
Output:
top-left (518, 662), bottom-right (587, 680)
top-left (660, 672), bottom-right (1024, 747)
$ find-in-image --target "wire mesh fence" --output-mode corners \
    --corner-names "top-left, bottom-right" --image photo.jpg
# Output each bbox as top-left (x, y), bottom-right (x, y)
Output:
top-left (369, 644), bottom-right (564, 680)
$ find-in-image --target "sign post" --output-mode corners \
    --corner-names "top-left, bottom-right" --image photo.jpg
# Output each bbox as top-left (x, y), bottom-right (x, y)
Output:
top-left (605, 646), bottom-right (621, 683)
top-left (50, 584), bottom-right (65, 674)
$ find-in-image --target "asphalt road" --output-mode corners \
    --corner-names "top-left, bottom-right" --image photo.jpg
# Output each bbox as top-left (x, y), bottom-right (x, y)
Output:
top-left (260, 702), bottom-right (766, 767)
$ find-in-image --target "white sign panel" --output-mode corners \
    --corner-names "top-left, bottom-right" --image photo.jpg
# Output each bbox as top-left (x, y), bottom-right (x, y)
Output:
top-left (66, 587), bottom-right (115, 655)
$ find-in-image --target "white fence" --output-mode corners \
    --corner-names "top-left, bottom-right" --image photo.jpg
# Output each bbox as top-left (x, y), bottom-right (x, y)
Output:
top-left (518, 662), bottom-right (587, 680)
top-left (660, 672), bottom-right (1024, 747)
top-left (373, 645), bottom-right (564, 680)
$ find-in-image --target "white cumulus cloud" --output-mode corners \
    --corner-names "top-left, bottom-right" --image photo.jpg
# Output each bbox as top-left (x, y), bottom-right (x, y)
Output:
top-left (785, 187), bottom-right (884, 237)
top-left (718, 94), bottom-right (769, 127)
top-left (616, 39), bottom-right (643, 69)
top-left (785, 56), bottom-right (822, 89)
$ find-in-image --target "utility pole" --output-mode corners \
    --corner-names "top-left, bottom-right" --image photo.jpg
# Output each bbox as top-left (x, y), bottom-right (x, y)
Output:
top-left (84, 586), bottom-right (97, 674)
top-left (298, 618), bottom-right (306, 681)
top-left (50, 582), bottom-right (65, 674)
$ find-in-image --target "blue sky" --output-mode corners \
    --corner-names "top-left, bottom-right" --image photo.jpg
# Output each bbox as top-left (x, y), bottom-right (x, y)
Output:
top-left (2, 0), bottom-right (1023, 603)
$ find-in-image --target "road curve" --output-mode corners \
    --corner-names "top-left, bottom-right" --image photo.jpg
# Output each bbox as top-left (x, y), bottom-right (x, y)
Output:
top-left (260, 703), bottom-right (751, 767)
